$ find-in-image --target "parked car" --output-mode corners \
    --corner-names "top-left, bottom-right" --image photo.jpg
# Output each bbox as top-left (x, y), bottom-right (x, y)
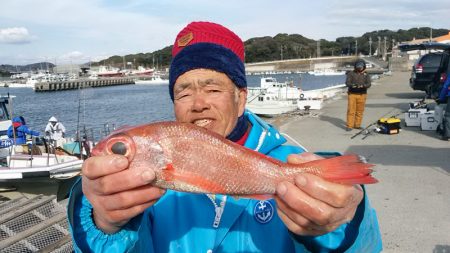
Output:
top-left (399, 42), bottom-right (450, 98)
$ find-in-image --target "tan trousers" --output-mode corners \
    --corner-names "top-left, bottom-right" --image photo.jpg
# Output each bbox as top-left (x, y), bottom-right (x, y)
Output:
top-left (347, 93), bottom-right (367, 128)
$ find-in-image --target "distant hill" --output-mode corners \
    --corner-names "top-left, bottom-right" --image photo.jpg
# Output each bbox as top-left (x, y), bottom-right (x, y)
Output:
top-left (94, 27), bottom-right (448, 68)
top-left (1, 27), bottom-right (448, 76)
top-left (0, 62), bottom-right (55, 76)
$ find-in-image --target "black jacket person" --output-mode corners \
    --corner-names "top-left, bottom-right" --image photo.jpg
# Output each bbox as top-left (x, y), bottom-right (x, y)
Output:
top-left (345, 59), bottom-right (371, 130)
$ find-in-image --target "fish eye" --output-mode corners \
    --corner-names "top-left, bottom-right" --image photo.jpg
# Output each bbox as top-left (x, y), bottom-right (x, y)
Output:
top-left (105, 134), bottom-right (136, 161)
top-left (111, 141), bottom-right (127, 155)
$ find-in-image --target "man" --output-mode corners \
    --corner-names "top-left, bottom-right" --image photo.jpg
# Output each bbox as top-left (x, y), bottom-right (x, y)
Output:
top-left (437, 77), bottom-right (450, 141)
top-left (7, 116), bottom-right (40, 145)
top-left (68, 21), bottom-right (382, 252)
top-left (346, 59), bottom-right (371, 131)
top-left (45, 116), bottom-right (66, 147)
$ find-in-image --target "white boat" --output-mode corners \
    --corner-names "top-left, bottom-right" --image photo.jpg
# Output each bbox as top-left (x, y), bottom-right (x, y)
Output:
top-left (297, 84), bottom-right (346, 110)
top-left (7, 72), bottom-right (66, 88)
top-left (0, 95), bottom-right (82, 184)
top-left (135, 75), bottom-right (169, 85)
top-left (246, 77), bottom-right (300, 116)
top-left (2, 80), bottom-right (35, 88)
top-left (1, 148), bottom-right (83, 181)
top-left (300, 84), bottom-right (346, 100)
top-left (308, 70), bottom-right (346, 76)
top-left (131, 66), bottom-right (155, 76)
top-left (297, 98), bottom-right (323, 110)
top-left (0, 95), bottom-right (13, 137)
top-left (95, 66), bottom-right (124, 78)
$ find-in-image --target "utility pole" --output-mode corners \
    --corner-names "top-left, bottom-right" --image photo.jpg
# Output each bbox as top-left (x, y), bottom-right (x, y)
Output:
top-left (317, 40), bottom-right (321, 58)
top-left (383, 36), bottom-right (387, 60)
top-left (369, 37), bottom-right (372, 56)
top-left (378, 36), bottom-right (381, 57)
top-left (280, 45), bottom-right (284, 60)
top-left (392, 39), bottom-right (396, 57)
top-left (355, 39), bottom-right (358, 56)
top-left (430, 27), bottom-right (433, 41)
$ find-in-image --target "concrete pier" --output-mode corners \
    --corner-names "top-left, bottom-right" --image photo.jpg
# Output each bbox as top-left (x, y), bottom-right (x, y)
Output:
top-left (276, 71), bottom-right (450, 253)
top-left (1, 71), bottom-right (448, 252)
top-left (34, 77), bottom-right (135, 92)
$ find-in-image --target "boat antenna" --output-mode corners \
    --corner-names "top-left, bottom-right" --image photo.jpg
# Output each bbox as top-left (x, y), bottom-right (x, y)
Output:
top-left (7, 95), bottom-right (15, 166)
top-left (76, 85), bottom-right (83, 159)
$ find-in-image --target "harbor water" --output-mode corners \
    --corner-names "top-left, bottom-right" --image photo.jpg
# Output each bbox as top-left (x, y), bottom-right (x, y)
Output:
top-left (0, 73), bottom-right (345, 140)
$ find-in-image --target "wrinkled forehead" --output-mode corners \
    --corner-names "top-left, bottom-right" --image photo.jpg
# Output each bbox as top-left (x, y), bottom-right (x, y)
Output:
top-left (173, 69), bottom-right (237, 92)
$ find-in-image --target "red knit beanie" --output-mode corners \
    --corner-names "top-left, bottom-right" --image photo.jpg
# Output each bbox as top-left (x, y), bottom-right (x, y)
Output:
top-left (172, 21), bottom-right (244, 61)
top-left (169, 21), bottom-right (247, 101)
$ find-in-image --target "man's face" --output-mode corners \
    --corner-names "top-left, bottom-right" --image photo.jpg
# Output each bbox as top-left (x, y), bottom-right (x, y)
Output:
top-left (173, 69), bottom-right (247, 137)
top-left (51, 121), bottom-right (57, 126)
top-left (355, 63), bottom-right (364, 72)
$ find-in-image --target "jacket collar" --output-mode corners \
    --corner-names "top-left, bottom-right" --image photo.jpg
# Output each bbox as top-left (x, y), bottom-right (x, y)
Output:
top-left (243, 110), bottom-right (287, 154)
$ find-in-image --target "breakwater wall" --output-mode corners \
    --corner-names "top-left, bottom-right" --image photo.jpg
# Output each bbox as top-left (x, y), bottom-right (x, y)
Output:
top-left (34, 78), bottom-right (135, 92)
top-left (245, 56), bottom-right (358, 73)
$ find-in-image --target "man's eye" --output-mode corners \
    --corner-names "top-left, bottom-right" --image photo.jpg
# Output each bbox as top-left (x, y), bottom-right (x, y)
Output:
top-left (176, 93), bottom-right (190, 100)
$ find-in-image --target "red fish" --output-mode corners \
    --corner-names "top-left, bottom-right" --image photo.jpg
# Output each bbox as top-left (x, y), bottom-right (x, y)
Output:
top-left (92, 122), bottom-right (377, 198)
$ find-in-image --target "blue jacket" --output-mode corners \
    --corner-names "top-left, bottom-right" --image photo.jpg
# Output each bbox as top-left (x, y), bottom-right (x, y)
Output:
top-left (67, 111), bottom-right (382, 252)
top-left (438, 77), bottom-right (450, 103)
top-left (7, 116), bottom-right (40, 145)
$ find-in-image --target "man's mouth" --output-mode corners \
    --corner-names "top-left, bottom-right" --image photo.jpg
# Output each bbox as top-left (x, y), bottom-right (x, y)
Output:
top-left (193, 119), bottom-right (212, 128)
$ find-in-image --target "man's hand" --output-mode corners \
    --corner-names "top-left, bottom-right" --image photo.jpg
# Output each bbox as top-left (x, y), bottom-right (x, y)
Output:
top-left (274, 153), bottom-right (364, 236)
top-left (82, 155), bottom-right (165, 234)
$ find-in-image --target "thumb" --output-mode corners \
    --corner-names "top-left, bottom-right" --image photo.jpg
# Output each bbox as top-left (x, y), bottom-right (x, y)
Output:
top-left (140, 170), bottom-right (156, 184)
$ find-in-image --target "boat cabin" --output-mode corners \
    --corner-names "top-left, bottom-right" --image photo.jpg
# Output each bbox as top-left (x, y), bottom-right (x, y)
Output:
top-left (0, 96), bottom-right (12, 137)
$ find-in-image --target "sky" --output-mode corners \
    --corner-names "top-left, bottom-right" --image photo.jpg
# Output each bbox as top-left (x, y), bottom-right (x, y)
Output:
top-left (1, 0), bottom-right (450, 65)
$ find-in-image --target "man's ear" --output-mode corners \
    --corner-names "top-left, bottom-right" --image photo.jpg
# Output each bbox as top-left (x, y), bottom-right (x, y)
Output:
top-left (238, 88), bottom-right (247, 116)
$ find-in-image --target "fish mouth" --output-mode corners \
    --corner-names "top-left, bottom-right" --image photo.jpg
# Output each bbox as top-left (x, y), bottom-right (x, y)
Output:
top-left (91, 140), bottom-right (107, 156)
top-left (192, 118), bottom-right (213, 128)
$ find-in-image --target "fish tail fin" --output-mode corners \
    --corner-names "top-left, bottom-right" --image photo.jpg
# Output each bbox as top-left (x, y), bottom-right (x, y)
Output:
top-left (296, 154), bottom-right (378, 185)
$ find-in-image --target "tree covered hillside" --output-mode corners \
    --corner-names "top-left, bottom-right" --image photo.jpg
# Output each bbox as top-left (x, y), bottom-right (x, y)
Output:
top-left (1, 27), bottom-right (448, 75)
top-left (96, 27), bottom-right (448, 69)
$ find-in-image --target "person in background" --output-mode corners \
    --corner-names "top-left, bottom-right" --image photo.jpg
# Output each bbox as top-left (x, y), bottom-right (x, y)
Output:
top-left (45, 116), bottom-right (66, 147)
top-left (437, 77), bottom-right (450, 141)
top-left (7, 116), bottom-right (40, 145)
top-left (67, 21), bottom-right (382, 252)
top-left (345, 59), bottom-right (371, 131)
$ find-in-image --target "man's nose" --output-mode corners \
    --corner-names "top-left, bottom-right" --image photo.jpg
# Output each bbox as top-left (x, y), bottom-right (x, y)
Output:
top-left (191, 93), bottom-right (210, 112)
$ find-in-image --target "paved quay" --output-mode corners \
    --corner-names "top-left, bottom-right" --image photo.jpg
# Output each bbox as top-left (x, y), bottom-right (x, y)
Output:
top-left (276, 71), bottom-right (450, 253)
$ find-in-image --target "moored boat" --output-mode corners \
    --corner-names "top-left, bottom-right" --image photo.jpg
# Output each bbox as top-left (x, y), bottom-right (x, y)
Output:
top-left (135, 75), bottom-right (169, 85)
top-left (297, 84), bottom-right (346, 110)
top-left (246, 77), bottom-right (300, 116)
top-left (0, 94), bottom-right (83, 199)
top-left (131, 66), bottom-right (155, 76)
top-left (95, 66), bottom-right (124, 78)
top-left (307, 70), bottom-right (346, 76)
top-left (297, 98), bottom-right (323, 110)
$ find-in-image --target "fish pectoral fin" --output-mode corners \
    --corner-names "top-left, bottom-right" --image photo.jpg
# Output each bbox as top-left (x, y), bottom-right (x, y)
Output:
top-left (161, 163), bottom-right (226, 193)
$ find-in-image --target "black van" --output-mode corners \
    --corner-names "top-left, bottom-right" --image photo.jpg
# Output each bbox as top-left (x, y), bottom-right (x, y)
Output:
top-left (399, 42), bottom-right (450, 98)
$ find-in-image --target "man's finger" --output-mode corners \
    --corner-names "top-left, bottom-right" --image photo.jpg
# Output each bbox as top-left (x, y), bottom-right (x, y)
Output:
top-left (84, 169), bottom-right (157, 195)
top-left (100, 185), bottom-right (165, 210)
top-left (292, 174), bottom-right (363, 208)
top-left (276, 206), bottom-right (329, 236)
top-left (82, 155), bottom-right (129, 179)
top-left (276, 181), bottom-right (344, 226)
